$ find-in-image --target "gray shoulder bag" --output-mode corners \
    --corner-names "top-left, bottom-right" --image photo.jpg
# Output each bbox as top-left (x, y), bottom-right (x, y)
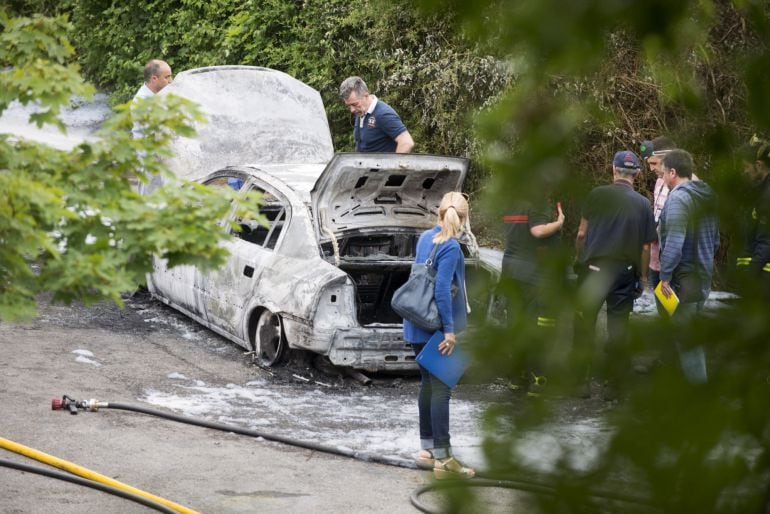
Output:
top-left (391, 243), bottom-right (443, 331)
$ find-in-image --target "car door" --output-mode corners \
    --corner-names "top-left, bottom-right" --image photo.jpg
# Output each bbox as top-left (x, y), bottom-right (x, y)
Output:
top-left (147, 173), bottom-right (251, 318)
top-left (197, 179), bottom-right (289, 341)
top-left (148, 258), bottom-right (200, 317)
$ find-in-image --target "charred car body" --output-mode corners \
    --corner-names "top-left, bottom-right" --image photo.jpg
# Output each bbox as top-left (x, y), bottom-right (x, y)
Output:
top-left (147, 66), bottom-right (496, 372)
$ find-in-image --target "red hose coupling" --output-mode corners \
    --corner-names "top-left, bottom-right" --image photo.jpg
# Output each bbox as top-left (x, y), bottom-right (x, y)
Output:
top-left (51, 398), bottom-right (64, 410)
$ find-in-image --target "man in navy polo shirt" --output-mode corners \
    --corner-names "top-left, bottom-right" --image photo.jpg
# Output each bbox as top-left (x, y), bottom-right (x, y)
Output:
top-left (574, 150), bottom-right (657, 391)
top-left (339, 76), bottom-right (414, 153)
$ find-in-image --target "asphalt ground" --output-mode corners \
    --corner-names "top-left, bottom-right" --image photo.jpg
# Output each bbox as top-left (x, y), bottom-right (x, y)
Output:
top-left (0, 297), bottom-right (428, 514)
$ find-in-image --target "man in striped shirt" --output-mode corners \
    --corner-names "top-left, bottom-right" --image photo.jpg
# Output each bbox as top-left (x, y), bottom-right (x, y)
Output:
top-left (658, 149), bottom-right (719, 384)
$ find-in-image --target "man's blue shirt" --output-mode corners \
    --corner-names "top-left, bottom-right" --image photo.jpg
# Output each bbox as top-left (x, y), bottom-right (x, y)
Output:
top-left (354, 99), bottom-right (407, 153)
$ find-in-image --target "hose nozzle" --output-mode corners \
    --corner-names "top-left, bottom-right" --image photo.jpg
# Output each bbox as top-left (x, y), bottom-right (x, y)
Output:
top-left (52, 396), bottom-right (109, 414)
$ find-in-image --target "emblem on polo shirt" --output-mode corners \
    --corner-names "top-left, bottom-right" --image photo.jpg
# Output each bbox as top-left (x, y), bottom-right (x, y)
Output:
top-left (367, 116), bottom-right (377, 128)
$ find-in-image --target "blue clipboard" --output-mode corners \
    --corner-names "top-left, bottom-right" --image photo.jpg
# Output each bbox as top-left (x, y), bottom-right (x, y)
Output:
top-left (415, 331), bottom-right (471, 388)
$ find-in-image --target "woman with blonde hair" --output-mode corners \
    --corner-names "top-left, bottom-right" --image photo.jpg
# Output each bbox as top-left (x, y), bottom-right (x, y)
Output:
top-left (403, 191), bottom-right (475, 479)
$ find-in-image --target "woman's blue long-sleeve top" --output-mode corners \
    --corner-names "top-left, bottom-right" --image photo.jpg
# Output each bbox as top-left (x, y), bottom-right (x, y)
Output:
top-left (402, 226), bottom-right (467, 344)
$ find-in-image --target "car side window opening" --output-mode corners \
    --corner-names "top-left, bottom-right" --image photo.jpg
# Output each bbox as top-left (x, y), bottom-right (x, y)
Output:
top-left (203, 175), bottom-right (245, 190)
top-left (236, 187), bottom-right (287, 250)
top-left (227, 177), bottom-right (244, 190)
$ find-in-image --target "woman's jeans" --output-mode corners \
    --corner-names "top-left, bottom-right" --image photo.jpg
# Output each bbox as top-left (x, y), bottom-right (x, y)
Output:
top-left (412, 343), bottom-right (451, 459)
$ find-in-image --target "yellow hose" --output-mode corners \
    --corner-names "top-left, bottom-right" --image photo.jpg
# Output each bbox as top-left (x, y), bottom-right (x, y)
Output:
top-left (0, 436), bottom-right (198, 514)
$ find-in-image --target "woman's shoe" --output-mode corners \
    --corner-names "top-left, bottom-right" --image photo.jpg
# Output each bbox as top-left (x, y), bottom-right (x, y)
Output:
top-left (418, 449), bottom-right (434, 466)
top-left (433, 457), bottom-right (475, 480)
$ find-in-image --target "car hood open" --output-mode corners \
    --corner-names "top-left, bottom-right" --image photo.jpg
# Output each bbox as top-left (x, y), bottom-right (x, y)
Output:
top-left (311, 153), bottom-right (468, 239)
top-left (161, 66), bottom-right (334, 182)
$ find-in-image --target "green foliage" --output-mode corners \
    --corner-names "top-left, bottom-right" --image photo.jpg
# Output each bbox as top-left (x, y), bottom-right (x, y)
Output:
top-left (2, 0), bottom-right (74, 18)
top-left (0, 11), bottom-right (259, 320)
top-left (0, 13), bottom-right (92, 130)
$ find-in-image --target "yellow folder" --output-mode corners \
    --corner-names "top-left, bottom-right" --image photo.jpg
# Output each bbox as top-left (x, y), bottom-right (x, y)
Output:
top-left (654, 281), bottom-right (680, 316)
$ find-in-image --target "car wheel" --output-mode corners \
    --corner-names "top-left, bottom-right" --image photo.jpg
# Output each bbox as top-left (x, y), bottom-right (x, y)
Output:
top-left (254, 309), bottom-right (287, 367)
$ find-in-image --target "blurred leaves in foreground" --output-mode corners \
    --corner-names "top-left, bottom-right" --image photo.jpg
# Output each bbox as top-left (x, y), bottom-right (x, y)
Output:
top-left (416, 0), bottom-right (770, 512)
top-left (0, 11), bottom-right (259, 320)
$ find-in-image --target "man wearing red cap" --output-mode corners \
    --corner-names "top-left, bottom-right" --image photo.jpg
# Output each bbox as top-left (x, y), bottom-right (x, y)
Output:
top-left (574, 150), bottom-right (657, 395)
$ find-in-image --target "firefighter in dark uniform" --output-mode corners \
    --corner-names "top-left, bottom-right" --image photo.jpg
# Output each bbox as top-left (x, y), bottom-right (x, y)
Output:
top-left (500, 198), bottom-right (565, 393)
top-left (737, 137), bottom-right (770, 299)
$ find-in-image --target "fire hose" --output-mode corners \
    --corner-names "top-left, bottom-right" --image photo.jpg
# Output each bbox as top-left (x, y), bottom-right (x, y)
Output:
top-left (0, 456), bottom-right (178, 514)
top-left (50, 395), bottom-right (424, 469)
top-left (0, 435), bottom-right (196, 514)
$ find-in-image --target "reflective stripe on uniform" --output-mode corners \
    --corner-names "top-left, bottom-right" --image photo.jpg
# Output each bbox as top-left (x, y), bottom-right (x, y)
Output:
top-left (503, 215), bottom-right (529, 224)
top-left (737, 257), bottom-right (770, 272)
top-left (537, 316), bottom-right (556, 328)
top-left (736, 257), bottom-right (752, 267)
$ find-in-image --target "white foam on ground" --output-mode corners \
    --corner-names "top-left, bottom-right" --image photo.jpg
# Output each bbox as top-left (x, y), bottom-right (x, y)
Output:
top-left (141, 381), bottom-right (603, 472)
top-left (75, 355), bottom-right (101, 366)
top-left (514, 417), bottom-right (610, 473)
top-left (633, 287), bottom-right (737, 317)
top-left (72, 349), bottom-right (100, 366)
top-left (144, 316), bottom-right (201, 340)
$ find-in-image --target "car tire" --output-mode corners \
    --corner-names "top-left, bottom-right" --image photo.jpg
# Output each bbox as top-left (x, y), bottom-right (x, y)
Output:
top-left (254, 309), bottom-right (287, 367)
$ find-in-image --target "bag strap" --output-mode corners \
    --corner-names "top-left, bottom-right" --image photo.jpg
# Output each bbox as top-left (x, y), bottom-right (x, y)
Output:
top-left (425, 243), bottom-right (440, 268)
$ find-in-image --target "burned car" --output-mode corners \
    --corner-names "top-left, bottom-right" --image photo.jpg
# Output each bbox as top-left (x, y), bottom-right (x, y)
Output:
top-left (147, 66), bottom-right (496, 371)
